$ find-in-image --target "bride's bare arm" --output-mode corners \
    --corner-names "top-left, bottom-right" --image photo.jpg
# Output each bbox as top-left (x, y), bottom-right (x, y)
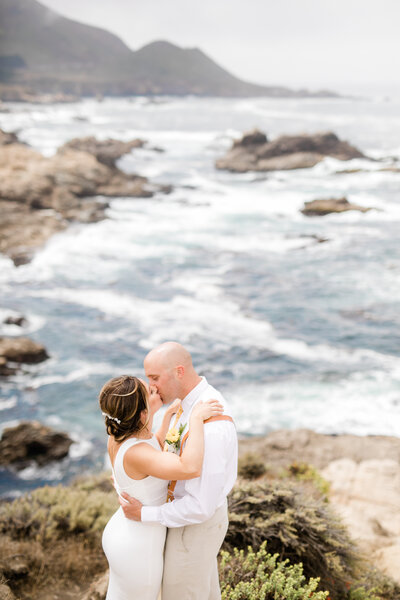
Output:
top-left (124, 400), bottom-right (223, 480)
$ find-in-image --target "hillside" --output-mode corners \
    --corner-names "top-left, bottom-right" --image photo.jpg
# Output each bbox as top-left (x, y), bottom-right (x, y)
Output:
top-left (0, 0), bottom-right (336, 98)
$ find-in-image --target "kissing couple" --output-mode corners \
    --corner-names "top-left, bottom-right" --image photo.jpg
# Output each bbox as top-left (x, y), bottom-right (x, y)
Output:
top-left (99, 341), bottom-right (238, 600)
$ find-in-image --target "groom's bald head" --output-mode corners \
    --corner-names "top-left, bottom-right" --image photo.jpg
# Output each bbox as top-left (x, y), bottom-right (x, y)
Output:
top-left (146, 342), bottom-right (193, 370)
top-left (144, 342), bottom-right (200, 404)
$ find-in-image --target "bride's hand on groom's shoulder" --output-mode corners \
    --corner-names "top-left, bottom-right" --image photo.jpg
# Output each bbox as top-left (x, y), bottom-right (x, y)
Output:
top-left (119, 492), bottom-right (143, 521)
top-left (191, 399), bottom-right (224, 422)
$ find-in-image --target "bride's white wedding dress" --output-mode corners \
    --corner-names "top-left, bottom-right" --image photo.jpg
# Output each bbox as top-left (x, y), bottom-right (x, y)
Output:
top-left (102, 436), bottom-right (168, 600)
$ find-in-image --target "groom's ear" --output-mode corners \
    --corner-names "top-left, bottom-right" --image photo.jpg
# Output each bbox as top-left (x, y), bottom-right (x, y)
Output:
top-left (176, 365), bottom-right (184, 379)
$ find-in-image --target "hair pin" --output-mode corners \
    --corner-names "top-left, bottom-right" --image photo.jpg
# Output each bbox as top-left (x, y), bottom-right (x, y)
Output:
top-left (102, 412), bottom-right (121, 425)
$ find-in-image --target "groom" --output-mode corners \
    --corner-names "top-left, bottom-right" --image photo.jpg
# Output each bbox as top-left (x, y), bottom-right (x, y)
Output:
top-left (120, 341), bottom-right (238, 600)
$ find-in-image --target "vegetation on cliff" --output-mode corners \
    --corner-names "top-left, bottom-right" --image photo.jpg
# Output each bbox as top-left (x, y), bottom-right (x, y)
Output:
top-left (1, 458), bottom-right (399, 600)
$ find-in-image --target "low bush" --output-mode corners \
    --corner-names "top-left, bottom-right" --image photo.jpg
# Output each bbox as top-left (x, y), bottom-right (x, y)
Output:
top-left (0, 477), bottom-right (118, 543)
top-left (219, 541), bottom-right (329, 600)
top-left (238, 452), bottom-right (267, 480)
top-left (225, 480), bottom-right (358, 598)
top-left (285, 461), bottom-right (330, 498)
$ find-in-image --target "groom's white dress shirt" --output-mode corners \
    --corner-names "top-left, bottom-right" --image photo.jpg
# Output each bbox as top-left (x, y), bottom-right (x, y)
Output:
top-left (141, 377), bottom-right (238, 528)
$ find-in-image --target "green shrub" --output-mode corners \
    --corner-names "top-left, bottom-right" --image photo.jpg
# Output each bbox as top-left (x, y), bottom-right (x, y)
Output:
top-left (285, 461), bottom-right (330, 498)
top-left (0, 479), bottom-right (118, 543)
top-left (225, 480), bottom-right (358, 598)
top-left (219, 542), bottom-right (329, 600)
top-left (349, 567), bottom-right (400, 600)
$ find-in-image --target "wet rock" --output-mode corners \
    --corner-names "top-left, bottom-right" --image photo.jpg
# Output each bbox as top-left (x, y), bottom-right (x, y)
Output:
top-left (0, 421), bottom-right (73, 469)
top-left (216, 130), bottom-right (366, 172)
top-left (0, 337), bottom-right (49, 364)
top-left (61, 136), bottom-right (145, 168)
top-left (0, 130), bottom-right (171, 265)
top-left (301, 197), bottom-right (372, 216)
top-left (232, 128), bottom-right (268, 147)
top-left (3, 316), bottom-right (27, 327)
top-left (0, 356), bottom-right (16, 376)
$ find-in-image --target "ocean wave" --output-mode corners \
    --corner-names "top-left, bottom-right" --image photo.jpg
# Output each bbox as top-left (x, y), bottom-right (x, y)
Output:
top-left (228, 370), bottom-right (400, 437)
top-left (0, 396), bottom-right (18, 411)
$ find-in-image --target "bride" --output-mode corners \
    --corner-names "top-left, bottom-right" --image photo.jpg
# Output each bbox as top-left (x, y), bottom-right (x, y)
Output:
top-left (99, 374), bottom-right (223, 600)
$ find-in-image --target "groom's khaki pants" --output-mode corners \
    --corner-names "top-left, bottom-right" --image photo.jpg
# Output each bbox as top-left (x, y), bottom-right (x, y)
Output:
top-left (161, 501), bottom-right (229, 600)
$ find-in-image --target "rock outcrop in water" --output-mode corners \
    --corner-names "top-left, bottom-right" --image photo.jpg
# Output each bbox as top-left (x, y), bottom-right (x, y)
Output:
top-left (61, 136), bottom-right (146, 168)
top-left (216, 130), bottom-right (366, 172)
top-left (0, 421), bottom-right (73, 469)
top-left (301, 197), bottom-right (373, 216)
top-left (0, 129), bottom-right (170, 265)
top-left (0, 336), bottom-right (49, 375)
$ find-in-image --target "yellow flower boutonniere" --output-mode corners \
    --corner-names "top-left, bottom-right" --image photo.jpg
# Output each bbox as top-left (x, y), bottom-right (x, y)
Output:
top-left (165, 423), bottom-right (186, 452)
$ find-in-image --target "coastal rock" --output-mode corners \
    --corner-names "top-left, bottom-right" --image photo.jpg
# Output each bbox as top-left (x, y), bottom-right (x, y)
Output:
top-left (61, 136), bottom-right (145, 168)
top-left (239, 428), bottom-right (400, 470)
top-left (322, 458), bottom-right (400, 583)
top-left (0, 131), bottom-right (169, 265)
top-left (301, 197), bottom-right (372, 216)
top-left (0, 337), bottom-right (49, 364)
top-left (240, 430), bottom-right (400, 584)
top-left (0, 421), bottom-right (73, 468)
top-left (0, 129), bottom-right (20, 146)
top-left (216, 131), bottom-right (366, 172)
top-left (0, 356), bottom-right (16, 376)
top-left (233, 128), bottom-right (268, 147)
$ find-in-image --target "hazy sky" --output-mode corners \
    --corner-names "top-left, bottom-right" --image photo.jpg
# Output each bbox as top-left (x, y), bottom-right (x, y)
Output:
top-left (39, 0), bottom-right (399, 92)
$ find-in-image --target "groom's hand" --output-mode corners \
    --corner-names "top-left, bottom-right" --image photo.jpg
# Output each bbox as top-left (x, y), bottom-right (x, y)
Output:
top-left (119, 492), bottom-right (143, 521)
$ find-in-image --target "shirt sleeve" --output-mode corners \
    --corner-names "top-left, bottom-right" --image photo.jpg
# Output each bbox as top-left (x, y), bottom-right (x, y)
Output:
top-left (141, 422), bottom-right (232, 528)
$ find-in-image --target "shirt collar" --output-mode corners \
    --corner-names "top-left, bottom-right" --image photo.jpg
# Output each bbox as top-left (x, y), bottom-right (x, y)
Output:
top-left (181, 376), bottom-right (208, 412)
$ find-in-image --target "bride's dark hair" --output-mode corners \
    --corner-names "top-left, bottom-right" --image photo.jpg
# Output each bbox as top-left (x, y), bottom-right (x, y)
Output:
top-left (99, 375), bottom-right (149, 442)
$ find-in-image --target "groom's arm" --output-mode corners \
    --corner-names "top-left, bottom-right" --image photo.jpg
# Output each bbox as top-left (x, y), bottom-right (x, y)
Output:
top-left (121, 421), bottom-right (237, 527)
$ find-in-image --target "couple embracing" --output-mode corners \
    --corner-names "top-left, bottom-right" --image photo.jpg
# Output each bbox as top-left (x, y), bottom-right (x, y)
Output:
top-left (99, 341), bottom-right (238, 600)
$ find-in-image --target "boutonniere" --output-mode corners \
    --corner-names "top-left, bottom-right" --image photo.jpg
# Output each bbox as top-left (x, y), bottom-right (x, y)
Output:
top-left (165, 423), bottom-right (186, 453)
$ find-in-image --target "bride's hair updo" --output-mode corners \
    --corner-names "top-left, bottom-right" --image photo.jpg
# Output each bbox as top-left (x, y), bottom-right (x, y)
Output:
top-left (99, 375), bottom-right (149, 442)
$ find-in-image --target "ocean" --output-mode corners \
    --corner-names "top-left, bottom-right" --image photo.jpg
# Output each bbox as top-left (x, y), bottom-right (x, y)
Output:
top-left (1, 93), bottom-right (400, 497)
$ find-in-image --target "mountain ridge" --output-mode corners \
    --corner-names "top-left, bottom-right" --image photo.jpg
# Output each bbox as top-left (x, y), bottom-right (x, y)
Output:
top-left (0, 0), bottom-right (338, 98)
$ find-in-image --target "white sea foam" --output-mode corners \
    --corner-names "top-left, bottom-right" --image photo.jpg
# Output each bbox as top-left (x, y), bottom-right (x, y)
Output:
top-left (0, 397), bottom-right (18, 411)
top-left (69, 436), bottom-right (93, 459)
top-left (228, 371), bottom-right (400, 437)
top-left (27, 361), bottom-right (114, 390)
top-left (18, 461), bottom-right (65, 481)
top-left (2, 95), bottom-right (400, 450)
